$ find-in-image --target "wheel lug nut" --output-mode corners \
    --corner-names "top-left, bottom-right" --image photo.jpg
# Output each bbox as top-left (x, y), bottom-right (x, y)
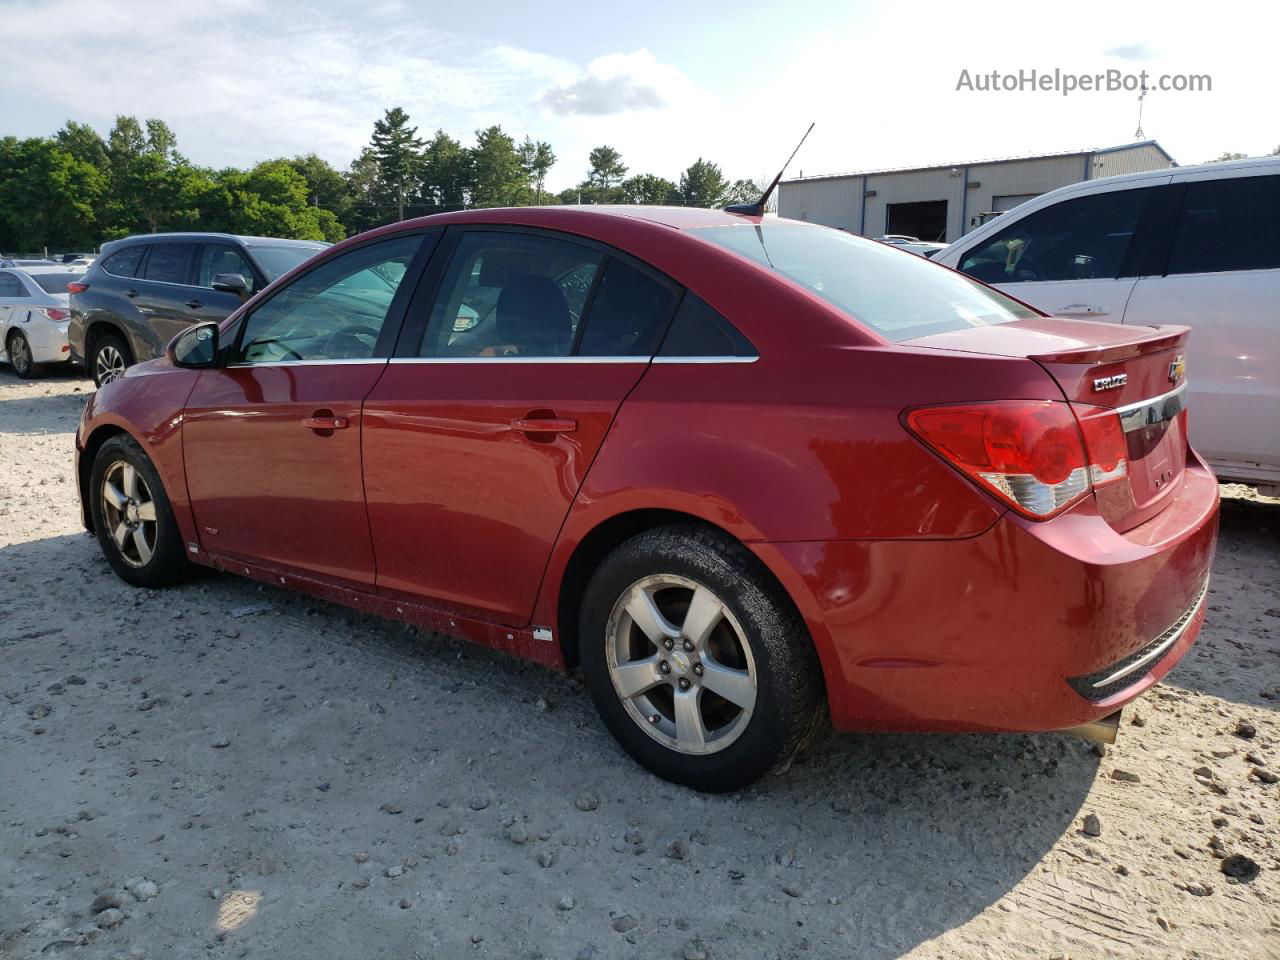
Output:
top-left (678, 678), bottom-right (691, 690)
top-left (648, 714), bottom-right (659, 724)
top-left (663, 638), bottom-right (674, 651)
top-left (693, 664), bottom-right (703, 676)
top-left (682, 640), bottom-right (694, 652)
top-left (659, 661), bottom-right (671, 674)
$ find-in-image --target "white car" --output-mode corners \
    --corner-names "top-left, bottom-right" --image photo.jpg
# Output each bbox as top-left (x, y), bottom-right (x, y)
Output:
top-left (876, 235), bottom-right (949, 258)
top-left (0, 265), bottom-right (85, 378)
top-left (934, 155), bottom-right (1280, 495)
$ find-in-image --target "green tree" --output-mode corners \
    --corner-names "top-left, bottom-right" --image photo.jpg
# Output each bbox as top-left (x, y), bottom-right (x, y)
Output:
top-left (586, 146), bottom-right (627, 189)
top-left (201, 160), bottom-right (342, 241)
top-left (55, 121), bottom-right (109, 170)
top-left (287, 153), bottom-right (351, 230)
top-left (722, 178), bottom-right (763, 207)
top-left (370, 107), bottom-right (424, 219)
top-left (518, 137), bottom-right (556, 204)
top-left (0, 137), bottom-right (105, 251)
top-left (1211, 151), bottom-right (1248, 162)
top-left (677, 158), bottom-right (730, 208)
top-left (469, 125), bottom-right (528, 208)
top-left (420, 130), bottom-right (471, 211)
top-left (620, 173), bottom-right (677, 205)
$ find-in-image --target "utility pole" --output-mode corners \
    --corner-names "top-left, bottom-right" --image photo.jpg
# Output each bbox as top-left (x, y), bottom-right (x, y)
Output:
top-left (1134, 81), bottom-right (1148, 139)
top-left (397, 177), bottom-right (404, 221)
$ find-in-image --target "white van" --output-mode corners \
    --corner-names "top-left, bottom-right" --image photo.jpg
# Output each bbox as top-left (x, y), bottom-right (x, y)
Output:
top-left (934, 156), bottom-right (1280, 495)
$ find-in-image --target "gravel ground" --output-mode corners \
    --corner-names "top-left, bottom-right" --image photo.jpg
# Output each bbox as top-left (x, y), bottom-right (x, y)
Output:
top-left (1, 367), bottom-right (1277, 960)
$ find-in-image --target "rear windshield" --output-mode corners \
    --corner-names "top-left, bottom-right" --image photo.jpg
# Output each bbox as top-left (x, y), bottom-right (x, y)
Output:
top-left (30, 272), bottom-right (82, 294)
top-left (695, 223), bottom-right (1038, 341)
top-left (249, 244), bottom-right (327, 281)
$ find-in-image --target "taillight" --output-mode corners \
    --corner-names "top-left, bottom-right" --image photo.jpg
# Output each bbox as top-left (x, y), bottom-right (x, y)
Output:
top-left (39, 307), bottom-right (70, 322)
top-left (67, 281), bottom-right (89, 294)
top-left (906, 400), bottom-right (1128, 519)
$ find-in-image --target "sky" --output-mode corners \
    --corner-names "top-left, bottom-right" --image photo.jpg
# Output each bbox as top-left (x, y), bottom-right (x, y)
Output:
top-left (2, 0), bottom-right (1276, 192)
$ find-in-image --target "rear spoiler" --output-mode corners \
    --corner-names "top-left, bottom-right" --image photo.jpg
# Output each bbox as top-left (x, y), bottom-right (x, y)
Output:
top-left (1029, 325), bottom-right (1189, 364)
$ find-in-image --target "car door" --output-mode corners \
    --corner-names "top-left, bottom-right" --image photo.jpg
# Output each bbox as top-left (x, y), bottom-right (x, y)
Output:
top-left (1122, 170), bottom-right (1280, 470)
top-left (0, 270), bottom-right (26, 348)
top-left (362, 227), bottom-right (680, 625)
top-left (134, 242), bottom-right (201, 347)
top-left (182, 232), bottom-right (432, 587)
top-left (953, 181), bottom-right (1172, 322)
top-left (189, 243), bottom-right (262, 325)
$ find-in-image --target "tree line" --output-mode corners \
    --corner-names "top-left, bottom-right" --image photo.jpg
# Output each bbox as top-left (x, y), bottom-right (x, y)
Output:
top-left (0, 107), bottom-right (763, 254)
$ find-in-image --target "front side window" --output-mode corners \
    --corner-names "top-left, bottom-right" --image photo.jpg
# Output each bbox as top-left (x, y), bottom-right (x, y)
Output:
top-left (236, 235), bottom-right (421, 364)
top-left (1167, 175), bottom-right (1280, 275)
top-left (957, 188), bottom-right (1157, 285)
top-left (141, 243), bottom-right (195, 285)
top-left (248, 244), bottom-right (327, 282)
top-left (0, 272), bottom-right (28, 297)
top-left (197, 245), bottom-right (257, 290)
top-left (420, 232), bottom-right (601, 358)
top-left (698, 223), bottom-right (1036, 342)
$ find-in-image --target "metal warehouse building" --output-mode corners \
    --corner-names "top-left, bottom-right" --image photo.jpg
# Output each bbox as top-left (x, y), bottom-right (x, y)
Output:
top-left (776, 140), bottom-right (1175, 243)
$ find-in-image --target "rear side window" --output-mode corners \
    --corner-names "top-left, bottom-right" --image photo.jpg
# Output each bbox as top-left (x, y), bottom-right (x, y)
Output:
top-left (957, 187), bottom-right (1158, 284)
top-left (1167, 175), bottom-right (1280, 275)
top-left (0, 271), bottom-right (28, 297)
top-left (141, 244), bottom-right (194, 285)
top-left (101, 246), bottom-right (144, 278)
top-left (658, 294), bottom-right (756, 358)
top-left (576, 259), bottom-right (677, 357)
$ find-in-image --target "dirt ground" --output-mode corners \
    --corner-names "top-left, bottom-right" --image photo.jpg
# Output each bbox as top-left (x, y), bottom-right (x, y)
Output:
top-left (1, 367), bottom-right (1277, 960)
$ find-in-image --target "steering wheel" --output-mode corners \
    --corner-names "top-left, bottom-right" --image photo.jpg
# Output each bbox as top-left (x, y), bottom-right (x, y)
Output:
top-left (323, 324), bottom-right (381, 359)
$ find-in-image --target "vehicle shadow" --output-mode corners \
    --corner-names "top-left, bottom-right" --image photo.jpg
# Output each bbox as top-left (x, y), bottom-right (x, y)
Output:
top-left (1, 530), bottom-right (1098, 959)
top-left (0, 366), bottom-right (91, 435)
top-left (1162, 493), bottom-right (1280, 710)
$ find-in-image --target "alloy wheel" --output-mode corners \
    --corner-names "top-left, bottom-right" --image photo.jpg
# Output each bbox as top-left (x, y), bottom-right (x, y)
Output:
top-left (10, 335), bottom-right (31, 375)
top-left (605, 574), bottom-right (757, 755)
top-left (100, 460), bottom-right (158, 567)
top-left (95, 345), bottom-right (126, 385)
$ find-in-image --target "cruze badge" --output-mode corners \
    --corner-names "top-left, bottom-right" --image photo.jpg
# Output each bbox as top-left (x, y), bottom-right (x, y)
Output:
top-left (1169, 354), bottom-right (1186, 383)
top-left (1092, 373), bottom-right (1128, 391)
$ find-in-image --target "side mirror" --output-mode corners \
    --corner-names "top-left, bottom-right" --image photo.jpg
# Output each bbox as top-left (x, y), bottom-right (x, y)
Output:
top-left (168, 322), bottom-right (219, 368)
top-left (211, 272), bottom-right (251, 300)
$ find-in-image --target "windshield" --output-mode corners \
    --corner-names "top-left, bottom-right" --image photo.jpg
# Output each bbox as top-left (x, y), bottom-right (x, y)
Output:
top-left (249, 244), bottom-right (327, 281)
top-left (30, 272), bottom-right (82, 294)
top-left (695, 224), bottom-right (1037, 341)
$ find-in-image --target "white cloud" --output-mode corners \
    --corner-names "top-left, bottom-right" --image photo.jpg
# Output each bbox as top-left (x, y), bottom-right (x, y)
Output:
top-left (1105, 42), bottom-right (1158, 61)
top-left (540, 49), bottom-right (695, 116)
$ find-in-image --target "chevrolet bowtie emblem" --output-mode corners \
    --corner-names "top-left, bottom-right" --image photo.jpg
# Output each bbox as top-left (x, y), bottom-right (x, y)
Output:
top-left (1169, 354), bottom-right (1186, 383)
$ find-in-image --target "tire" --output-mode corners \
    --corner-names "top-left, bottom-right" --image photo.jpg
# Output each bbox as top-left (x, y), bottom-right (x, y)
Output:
top-left (89, 434), bottom-right (196, 588)
top-left (578, 524), bottom-right (826, 792)
top-left (90, 332), bottom-right (132, 388)
top-left (7, 330), bottom-right (41, 379)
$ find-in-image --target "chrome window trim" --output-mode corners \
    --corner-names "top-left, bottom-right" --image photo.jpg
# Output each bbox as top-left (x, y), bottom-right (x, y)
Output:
top-left (1115, 380), bottom-right (1187, 434)
top-left (389, 356), bottom-right (650, 365)
top-left (226, 358), bottom-right (389, 368)
top-left (652, 355), bottom-right (759, 365)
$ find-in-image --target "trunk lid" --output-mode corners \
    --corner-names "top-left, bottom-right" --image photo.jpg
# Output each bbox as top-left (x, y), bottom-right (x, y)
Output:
top-left (903, 317), bottom-right (1191, 530)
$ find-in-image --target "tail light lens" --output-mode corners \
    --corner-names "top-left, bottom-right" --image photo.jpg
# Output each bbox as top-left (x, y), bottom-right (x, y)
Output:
top-left (67, 281), bottom-right (89, 294)
top-left (38, 307), bottom-right (70, 322)
top-left (906, 400), bottom-right (1128, 519)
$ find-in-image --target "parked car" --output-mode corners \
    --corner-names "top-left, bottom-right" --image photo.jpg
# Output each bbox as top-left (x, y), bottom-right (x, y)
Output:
top-left (68, 232), bottom-right (327, 387)
top-left (934, 155), bottom-right (1280, 495)
top-left (0, 265), bottom-right (86, 377)
top-left (877, 235), bottom-right (949, 258)
top-left (76, 207), bottom-right (1218, 791)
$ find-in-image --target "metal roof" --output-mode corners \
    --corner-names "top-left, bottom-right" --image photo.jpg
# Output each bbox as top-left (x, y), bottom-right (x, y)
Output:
top-left (782, 140), bottom-right (1176, 184)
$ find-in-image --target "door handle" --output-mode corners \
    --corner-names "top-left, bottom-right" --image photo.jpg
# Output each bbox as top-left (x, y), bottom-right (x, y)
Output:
top-left (302, 415), bottom-right (350, 430)
top-left (186, 299), bottom-right (203, 309)
top-left (124, 289), bottom-right (140, 298)
top-left (1056, 304), bottom-right (1107, 317)
top-left (511, 417), bottom-right (577, 435)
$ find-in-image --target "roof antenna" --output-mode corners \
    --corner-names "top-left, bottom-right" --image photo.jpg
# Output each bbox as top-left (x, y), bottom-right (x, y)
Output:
top-left (726, 122), bottom-right (815, 217)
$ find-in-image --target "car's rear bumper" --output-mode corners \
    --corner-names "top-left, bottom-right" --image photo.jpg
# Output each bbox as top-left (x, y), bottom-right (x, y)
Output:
top-left (758, 452), bottom-right (1220, 734)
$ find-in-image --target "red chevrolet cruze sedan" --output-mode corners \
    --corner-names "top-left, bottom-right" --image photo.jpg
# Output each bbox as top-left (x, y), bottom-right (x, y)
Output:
top-left (74, 206), bottom-right (1218, 791)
